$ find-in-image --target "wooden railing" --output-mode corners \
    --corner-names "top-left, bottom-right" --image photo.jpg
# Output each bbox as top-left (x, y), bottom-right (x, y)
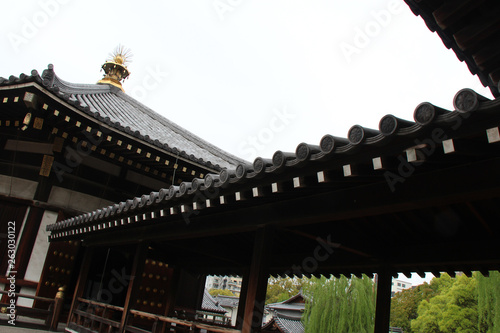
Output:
top-left (68, 298), bottom-right (241, 333)
top-left (0, 288), bottom-right (64, 331)
top-left (195, 310), bottom-right (230, 326)
top-left (68, 298), bottom-right (124, 333)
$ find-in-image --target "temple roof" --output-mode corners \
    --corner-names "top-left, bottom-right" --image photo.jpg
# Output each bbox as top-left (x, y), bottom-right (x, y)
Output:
top-left (266, 293), bottom-right (305, 317)
top-left (0, 64), bottom-right (246, 170)
top-left (266, 293), bottom-right (305, 321)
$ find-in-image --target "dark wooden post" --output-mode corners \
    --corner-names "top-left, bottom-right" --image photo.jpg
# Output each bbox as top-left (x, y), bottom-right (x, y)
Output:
top-left (49, 286), bottom-right (65, 331)
top-left (236, 268), bottom-right (250, 329)
top-left (241, 228), bottom-right (270, 333)
top-left (374, 269), bottom-right (393, 333)
top-left (67, 247), bottom-right (94, 327)
top-left (119, 242), bottom-right (147, 333)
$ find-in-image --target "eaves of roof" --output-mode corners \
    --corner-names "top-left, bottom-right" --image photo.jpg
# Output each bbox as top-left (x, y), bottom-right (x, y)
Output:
top-left (266, 293), bottom-right (305, 312)
top-left (266, 303), bottom-right (304, 313)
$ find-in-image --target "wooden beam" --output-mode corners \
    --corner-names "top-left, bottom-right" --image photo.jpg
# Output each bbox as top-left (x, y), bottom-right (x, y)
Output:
top-left (241, 228), bottom-right (270, 333)
top-left (280, 228), bottom-right (370, 258)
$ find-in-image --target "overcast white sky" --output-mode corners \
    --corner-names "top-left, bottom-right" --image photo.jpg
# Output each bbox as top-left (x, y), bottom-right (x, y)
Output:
top-left (3, 1), bottom-right (489, 285)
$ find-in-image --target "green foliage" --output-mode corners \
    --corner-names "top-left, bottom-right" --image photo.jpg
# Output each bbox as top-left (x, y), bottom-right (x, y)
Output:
top-left (208, 288), bottom-right (235, 297)
top-left (410, 273), bottom-right (478, 333)
top-left (390, 282), bottom-right (437, 333)
top-left (302, 274), bottom-right (375, 333)
top-left (265, 276), bottom-right (308, 305)
top-left (477, 271), bottom-right (500, 332)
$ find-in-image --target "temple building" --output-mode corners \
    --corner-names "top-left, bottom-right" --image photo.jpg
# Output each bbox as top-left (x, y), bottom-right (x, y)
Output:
top-left (2, 1), bottom-right (500, 332)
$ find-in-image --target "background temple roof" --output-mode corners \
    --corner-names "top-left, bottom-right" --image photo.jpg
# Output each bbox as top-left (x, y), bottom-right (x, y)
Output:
top-left (201, 289), bottom-right (228, 314)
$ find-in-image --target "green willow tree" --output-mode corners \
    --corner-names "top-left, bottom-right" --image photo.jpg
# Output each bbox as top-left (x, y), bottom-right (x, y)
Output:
top-left (477, 271), bottom-right (500, 332)
top-left (302, 274), bottom-right (375, 333)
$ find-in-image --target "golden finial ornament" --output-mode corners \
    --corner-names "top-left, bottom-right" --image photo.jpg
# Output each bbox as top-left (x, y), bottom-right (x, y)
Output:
top-left (97, 45), bottom-right (132, 91)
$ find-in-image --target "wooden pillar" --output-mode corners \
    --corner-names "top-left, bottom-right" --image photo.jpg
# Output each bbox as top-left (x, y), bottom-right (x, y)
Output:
top-left (119, 242), bottom-right (147, 333)
top-left (241, 228), bottom-right (270, 333)
top-left (374, 269), bottom-right (393, 333)
top-left (67, 247), bottom-right (94, 326)
top-left (235, 268), bottom-right (250, 329)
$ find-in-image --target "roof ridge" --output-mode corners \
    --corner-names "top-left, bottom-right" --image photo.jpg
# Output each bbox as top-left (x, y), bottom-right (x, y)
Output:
top-left (42, 64), bottom-right (113, 94)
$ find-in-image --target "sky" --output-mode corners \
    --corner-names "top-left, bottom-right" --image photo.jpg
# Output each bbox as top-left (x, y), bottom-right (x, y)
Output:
top-left (2, 1), bottom-right (490, 285)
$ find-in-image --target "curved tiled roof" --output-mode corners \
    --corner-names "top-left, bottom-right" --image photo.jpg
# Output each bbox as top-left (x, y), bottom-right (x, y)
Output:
top-left (46, 87), bottom-right (500, 242)
top-left (262, 313), bottom-right (304, 333)
top-left (201, 289), bottom-right (227, 314)
top-left (274, 315), bottom-right (304, 333)
top-left (0, 64), bottom-right (246, 170)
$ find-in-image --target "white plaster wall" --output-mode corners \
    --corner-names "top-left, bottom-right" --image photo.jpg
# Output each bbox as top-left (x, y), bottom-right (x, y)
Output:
top-left (48, 186), bottom-right (113, 212)
top-left (24, 211), bottom-right (58, 282)
top-left (0, 174), bottom-right (37, 200)
top-left (17, 210), bottom-right (58, 307)
top-left (230, 308), bottom-right (238, 327)
top-left (17, 287), bottom-right (36, 308)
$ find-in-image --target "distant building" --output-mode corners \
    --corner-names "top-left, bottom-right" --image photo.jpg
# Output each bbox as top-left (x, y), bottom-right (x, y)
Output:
top-left (391, 279), bottom-right (412, 297)
top-left (206, 275), bottom-right (242, 296)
